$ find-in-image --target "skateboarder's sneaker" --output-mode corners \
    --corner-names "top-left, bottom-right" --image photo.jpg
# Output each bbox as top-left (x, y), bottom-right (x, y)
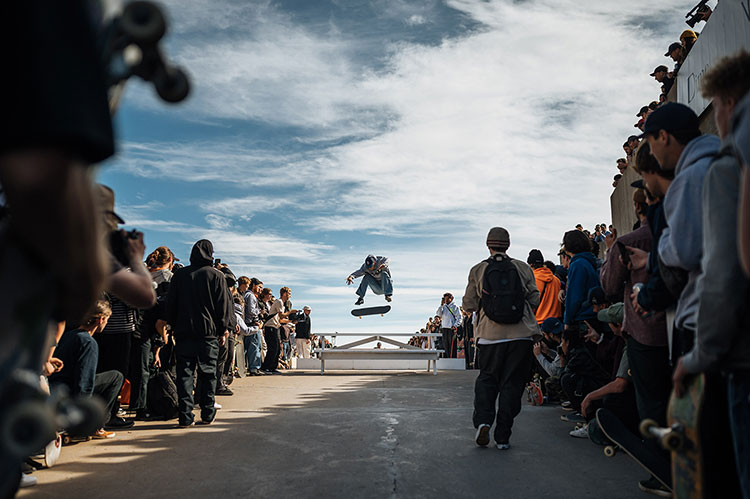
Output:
top-left (93, 428), bottom-right (116, 439)
top-left (385, 295), bottom-right (392, 302)
top-left (475, 424), bottom-right (490, 447)
top-left (561, 400), bottom-right (573, 409)
top-left (19, 473), bottom-right (37, 488)
top-left (105, 416), bottom-right (134, 430)
top-left (216, 387), bottom-right (233, 396)
top-left (355, 297), bottom-right (364, 305)
top-left (638, 477), bottom-right (672, 497)
top-left (569, 424), bottom-right (589, 439)
top-left (496, 443), bottom-right (510, 450)
top-left (560, 412), bottom-right (585, 423)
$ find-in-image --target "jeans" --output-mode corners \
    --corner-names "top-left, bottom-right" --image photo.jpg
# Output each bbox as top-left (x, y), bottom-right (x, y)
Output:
top-left (128, 336), bottom-right (151, 411)
top-left (261, 326), bottom-right (280, 372)
top-left (728, 371), bottom-right (750, 499)
top-left (282, 341), bottom-right (291, 361)
top-left (93, 370), bottom-right (125, 426)
top-left (473, 340), bottom-right (533, 444)
top-left (175, 337), bottom-right (219, 425)
top-left (244, 331), bottom-right (262, 370)
top-left (356, 272), bottom-right (393, 298)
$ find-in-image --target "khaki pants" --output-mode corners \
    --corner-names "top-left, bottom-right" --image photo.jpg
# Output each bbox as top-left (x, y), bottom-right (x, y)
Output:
top-left (295, 338), bottom-right (311, 359)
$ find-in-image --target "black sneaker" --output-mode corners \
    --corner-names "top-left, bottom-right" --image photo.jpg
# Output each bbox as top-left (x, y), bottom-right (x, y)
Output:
top-left (385, 295), bottom-right (392, 302)
top-left (177, 421), bottom-right (195, 429)
top-left (355, 297), bottom-right (364, 306)
top-left (105, 417), bottom-right (134, 430)
top-left (216, 387), bottom-right (233, 396)
top-left (638, 477), bottom-right (672, 497)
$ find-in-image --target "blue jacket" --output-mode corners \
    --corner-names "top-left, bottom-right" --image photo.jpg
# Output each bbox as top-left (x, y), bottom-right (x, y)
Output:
top-left (658, 134), bottom-right (720, 332)
top-left (564, 252), bottom-right (600, 325)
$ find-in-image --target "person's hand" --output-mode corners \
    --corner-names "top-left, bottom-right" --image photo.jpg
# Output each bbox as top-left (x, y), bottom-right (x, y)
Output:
top-left (346, 275), bottom-right (354, 285)
top-left (558, 289), bottom-right (565, 303)
top-left (630, 288), bottom-right (648, 316)
top-left (604, 231), bottom-right (616, 249)
top-left (533, 342), bottom-right (542, 356)
top-left (235, 324), bottom-right (241, 334)
top-left (540, 342), bottom-right (550, 355)
top-left (219, 330), bottom-right (229, 347)
top-left (452, 326), bottom-right (457, 331)
top-left (673, 357), bottom-right (689, 398)
top-left (125, 230), bottom-right (147, 263)
top-left (581, 394), bottom-right (592, 418)
top-left (583, 321), bottom-right (600, 343)
top-left (154, 351), bottom-right (162, 369)
top-left (43, 357), bottom-right (64, 376)
top-left (626, 246), bottom-right (648, 270)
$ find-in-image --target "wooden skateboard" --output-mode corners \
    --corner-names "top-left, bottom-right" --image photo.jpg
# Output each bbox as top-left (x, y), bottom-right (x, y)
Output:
top-left (641, 373), bottom-right (705, 499)
top-left (525, 373), bottom-right (543, 406)
top-left (596, 408), bottom-right (671, 490)
top-left (351, 305), bottom-right (391, 318)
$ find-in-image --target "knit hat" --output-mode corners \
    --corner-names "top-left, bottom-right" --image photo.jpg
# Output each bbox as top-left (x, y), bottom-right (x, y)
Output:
top-left (527, 249), bottom-right (544, 265)
top-left (680, 29), bottom-right (697, 41)
top-left (486, 227), bottom-right (510, 251)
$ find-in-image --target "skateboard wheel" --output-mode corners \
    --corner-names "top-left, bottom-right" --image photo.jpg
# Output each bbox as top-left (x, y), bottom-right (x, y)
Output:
top-left (662, 432), bottom-right (684, 452)
top-left (1, 401), bottom-right (56, 459)
top-left (154, 66), bottom-right (190, 103)
top-left (639, 418), bottom-right (658, 439)
top-left (121, 1), bottom-right (166, 45)
top-left (604, 445), bottom-right (616, 457)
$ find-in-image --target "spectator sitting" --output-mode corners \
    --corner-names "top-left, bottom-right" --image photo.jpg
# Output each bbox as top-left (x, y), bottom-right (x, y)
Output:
top-left (559, 327), bottom-right (610, 420)
top-left (533, 317), bottom-right (566, 403)
top-left (650, 65), bottom-right (674, 94)
top-left (48, 299), bottom-right (128, 436)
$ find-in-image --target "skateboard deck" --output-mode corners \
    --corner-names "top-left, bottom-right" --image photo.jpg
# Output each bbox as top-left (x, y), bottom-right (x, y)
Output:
top-left (596, 408), bottom-right (671, 490)
top-left (641, 373), bottom-right (705, 499)
top-left (351, 305), bottom-right (391, 318)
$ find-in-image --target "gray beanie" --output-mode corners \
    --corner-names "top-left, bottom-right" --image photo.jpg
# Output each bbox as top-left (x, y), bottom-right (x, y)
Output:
top-left (486, 227), bottom-right (510, 251)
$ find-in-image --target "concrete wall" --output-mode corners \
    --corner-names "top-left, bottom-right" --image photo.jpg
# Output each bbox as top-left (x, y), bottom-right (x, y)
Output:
top-left (609, 166), bottom-right (641, 237)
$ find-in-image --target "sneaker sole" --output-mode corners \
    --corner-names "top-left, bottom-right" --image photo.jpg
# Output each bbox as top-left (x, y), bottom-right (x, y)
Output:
top-left (475, 425), bottom-right (490, 447)
top-left (638, 482), bottom-right (672, 497)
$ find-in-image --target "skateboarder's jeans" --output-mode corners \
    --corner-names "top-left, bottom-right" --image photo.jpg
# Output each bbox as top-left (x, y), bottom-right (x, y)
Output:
top-left (473, 341), bottom-right (533, 444)
top-left (728, 371), bottom-right (750, 499)
top-left (244, 332), bottom-right (262, 370)
top-left (93, 370), bottom-right (125, 426)
top-left (175, 338), bottom-right (219, 425)
top-left (356, 273), bottom-right (393, 297)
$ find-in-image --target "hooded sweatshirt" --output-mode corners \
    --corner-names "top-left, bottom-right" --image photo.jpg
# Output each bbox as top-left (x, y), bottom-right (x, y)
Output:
top-left (351, 255), bottom-right (390, 280)
top-left (657, 134), bottom-right (720, 332)
top-left (683, 139), bottom-right (750, 373)
top-left (563, 252), bottom-right (600, 325)
top-left (166, 239), bottom-right (232, 341)
top-left (532, 267), bottom-right (562, 323)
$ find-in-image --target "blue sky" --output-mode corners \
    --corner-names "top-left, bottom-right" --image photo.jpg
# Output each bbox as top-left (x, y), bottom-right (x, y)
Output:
top-left (98, 0), bottom-right (699, 334)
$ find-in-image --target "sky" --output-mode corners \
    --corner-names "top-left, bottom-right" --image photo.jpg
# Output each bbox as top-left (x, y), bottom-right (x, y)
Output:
top-left (98, 0), bottom-right (703, 335)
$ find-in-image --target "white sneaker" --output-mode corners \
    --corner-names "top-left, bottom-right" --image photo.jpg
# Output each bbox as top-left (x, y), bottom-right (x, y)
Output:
top-left (20, 473), bottom-right (38, 488)
top-left (496, 443), bottom-right (510, 450)
top-left (569, 424), bottom-right (590, 439)
top-left (214, 402), bottom-right (222, 409)
top-left (475, 424), bottom-right (490, 447)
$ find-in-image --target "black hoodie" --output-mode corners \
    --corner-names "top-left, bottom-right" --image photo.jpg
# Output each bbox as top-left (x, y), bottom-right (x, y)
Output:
top-left (166, 240), bottom-right (232, 340)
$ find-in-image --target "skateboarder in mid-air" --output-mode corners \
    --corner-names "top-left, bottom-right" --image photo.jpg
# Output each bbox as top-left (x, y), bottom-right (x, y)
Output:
top-left (346, 255), bottom-right (392, 305)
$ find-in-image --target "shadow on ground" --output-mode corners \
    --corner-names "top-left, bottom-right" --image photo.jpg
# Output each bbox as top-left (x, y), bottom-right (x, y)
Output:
top-left (19, 370), bottom-right (645, 499)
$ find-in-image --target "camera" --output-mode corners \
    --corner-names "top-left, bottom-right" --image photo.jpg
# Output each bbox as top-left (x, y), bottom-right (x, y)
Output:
top-left (685, 0), bottom-right (710, 28)
top-left (289, 310), bottom-right (306, 323)
top-left (109, 229), bottom-right (139, 267)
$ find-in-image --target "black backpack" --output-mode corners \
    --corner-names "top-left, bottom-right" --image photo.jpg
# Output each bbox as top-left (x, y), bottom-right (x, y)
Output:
top-left (480, 255), bottom-right (525, 324)
top-left (147, 370), bottom-right (178, 420)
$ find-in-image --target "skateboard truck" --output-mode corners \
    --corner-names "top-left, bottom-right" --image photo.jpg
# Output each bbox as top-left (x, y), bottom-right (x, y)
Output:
top-left (640, 418), bottom-right (686, 452)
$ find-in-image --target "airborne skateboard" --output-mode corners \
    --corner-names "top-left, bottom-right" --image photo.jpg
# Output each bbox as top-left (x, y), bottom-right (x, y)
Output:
top-left (641, 373), bottom-right (705, 499)
top-left (351, 305), bottom-right (391, 318)
top-left (596, 408), bottom-right (671, 490)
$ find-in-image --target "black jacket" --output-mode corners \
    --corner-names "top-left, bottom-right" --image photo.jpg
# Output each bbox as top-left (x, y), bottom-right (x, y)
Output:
top-left (166, 240), bottom-right (232, 340)
top-left (295, 315), bottom-right (311, 339)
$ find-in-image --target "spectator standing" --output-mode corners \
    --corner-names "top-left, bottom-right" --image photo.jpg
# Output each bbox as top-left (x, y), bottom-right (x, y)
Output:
top-left (166, 239), bottom-right (232, 427)
top-left (436, 292), bottom-right (462, 358)
top-left (527, 249), bottom-right (561, 323)
top-left (261, 287), bottom-right (296, 374)
top-left (295, 306), bottom-right (312, 359)
top-left (561, 230), bottom-right (600, 330)
top-left (462, 227), bottom-right (540, 450)
top-left (243, 278), bottom-right (265, 376)
top-left (650, 65), bottom-right (674, 94)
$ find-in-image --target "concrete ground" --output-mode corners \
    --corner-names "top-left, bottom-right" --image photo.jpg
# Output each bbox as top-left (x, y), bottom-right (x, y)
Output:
top-left (20, 370), bottom-right (647, 499)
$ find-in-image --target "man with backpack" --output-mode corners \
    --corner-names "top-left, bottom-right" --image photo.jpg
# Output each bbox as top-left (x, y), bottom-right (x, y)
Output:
top-left (462, 227), bottom-right (540, 450)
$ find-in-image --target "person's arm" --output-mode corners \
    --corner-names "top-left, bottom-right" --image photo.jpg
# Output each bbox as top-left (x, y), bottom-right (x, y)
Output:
top-left (376, 256), bottom-right (389, 271)
top-left (600, 238), bottom-right (627, 298)
top-left (350, 264), bottom-right (366, 279)
top-left (106, 232), bottom-right (156, 309)
top-left (461, 265), bottom-right (480, 314)
top-left (740, 165), bottom-right (750, 277)
top-left (658, 173), bottom-right (705, 271)
top-left (522, 264), bottom-right (541, 311)
top-left (563, 262), bottom-right (583, 325)
top-left (580, 377), bottom-right (628, 418)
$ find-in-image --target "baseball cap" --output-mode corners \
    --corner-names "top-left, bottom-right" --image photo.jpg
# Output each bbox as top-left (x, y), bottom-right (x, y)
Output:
top-left (664, 42), bottom-right (682, 56)
top-left (631, 179), bottom-right (645, 189)
top-left (597, 302), bottom-right (624, 324)
top-left (540, 317), bottom-right (563, 335)
top-left (650, 65), bottom-right (669, 76)
top-left (583, 286), bottom-right (606, 309)
top-left (639, 102), bottom-right (700, 139)
top-left (637, 106), bottom-right (650, 117)
top-left (627, 135), bottom-right (639, 142)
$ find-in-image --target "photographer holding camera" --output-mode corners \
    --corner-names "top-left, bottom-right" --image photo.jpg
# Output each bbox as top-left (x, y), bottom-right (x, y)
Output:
top-left (436, 293), bottom-right (462, 358)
